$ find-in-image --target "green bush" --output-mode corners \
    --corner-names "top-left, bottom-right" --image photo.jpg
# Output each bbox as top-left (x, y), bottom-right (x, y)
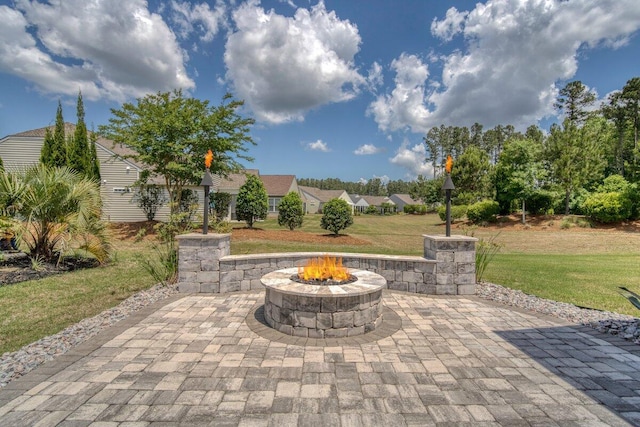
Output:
top-left (365, 205), bottom-right (379, 215)
top-left (527, 190), bottom-right (557, 215)
top-left (582, 192), bottom-right (632, 223)
top-left (437, 205), bottom-right (467, 222)
top-left (466, 200), bottom-right (500, 224)
top-left (320, 198), bottom-right (353, 235)
top-left (277, 191), bottom-right (304, 230)
top-left (404, 204), bottom-right (427, 215)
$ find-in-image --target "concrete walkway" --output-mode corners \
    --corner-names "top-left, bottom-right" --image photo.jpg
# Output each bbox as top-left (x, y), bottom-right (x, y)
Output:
top-left (0, 290), bottom-right (639, 426)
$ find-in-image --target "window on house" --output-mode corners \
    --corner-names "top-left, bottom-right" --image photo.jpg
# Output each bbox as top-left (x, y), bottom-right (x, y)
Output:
top-left (269, 197), bottom-right (281, 213)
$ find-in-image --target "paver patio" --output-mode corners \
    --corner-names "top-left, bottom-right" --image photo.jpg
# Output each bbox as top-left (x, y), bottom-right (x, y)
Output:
top-left (0, 290), bottom-right (639, 426)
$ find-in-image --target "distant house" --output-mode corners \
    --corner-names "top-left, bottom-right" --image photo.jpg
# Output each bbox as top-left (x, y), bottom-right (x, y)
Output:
top-left (0, 124), bottom-right (168, 222)
top-left (352, 195), bottom-right (396, 214)
top-left (350, 194), bottom-right (370, 213)
top-left (214, 171), bottom-right (300, 220)
top-left (298, 186), bottom-right (354, 214)
top-left (389, 194), bottom-right (423, 212)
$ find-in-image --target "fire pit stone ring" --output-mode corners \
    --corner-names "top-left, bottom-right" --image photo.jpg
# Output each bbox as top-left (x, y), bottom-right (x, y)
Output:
top-left (261, 267), bottom-right (386, 338)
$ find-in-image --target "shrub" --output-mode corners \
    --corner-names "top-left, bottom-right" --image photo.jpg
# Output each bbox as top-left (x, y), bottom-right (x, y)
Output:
top-left (437, 205), bottom-right (467, 222)
top-left (134, 183), bottom-right (167, 221)
top-left (527, 190), bottom-right (557, 215)
top-left (466, 200), bottom-right (500, 224)
top-left (277, 191), bottom-right (304, 230)
top-left (582, 192), bottom-right (632, 223)
top-left (365, 205), bottom-right (379, 215)
top-left (210, 191), bottom-right (232, 221)
top-left (404, 204), bottom-right (427, 215)
top-left (320, 198), bottom-right (353, 235)
top-left (236, 174), bottom-right (268, 228)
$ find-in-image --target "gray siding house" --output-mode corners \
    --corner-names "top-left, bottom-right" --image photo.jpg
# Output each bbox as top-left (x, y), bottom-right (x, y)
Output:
top-left (0, 124), bottom-right (161, 222)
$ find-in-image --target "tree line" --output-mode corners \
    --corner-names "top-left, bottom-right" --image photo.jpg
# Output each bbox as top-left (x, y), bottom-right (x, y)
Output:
top-left (297, 177), bottom-right (412, 196)
top-left (411, 77), bottom-right (640, 223)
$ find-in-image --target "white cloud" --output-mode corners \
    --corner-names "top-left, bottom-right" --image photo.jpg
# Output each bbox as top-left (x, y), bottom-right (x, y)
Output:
top-left (370, 0), bottom-right (640, 133)
top-left (367, 53), bottom-right (431, 133)
top-left (170, 0), bottom-right (227, 42)
top-left (389, 140), bottom-right (432, 179)
top-left (0, 0), bottom-right (193, 102)
top-left (354, 144), bottom-right (383, 155)
top-left (225, 0), bottom-right (365, 123)
top-left (306, 139), bottom-right (330, 152)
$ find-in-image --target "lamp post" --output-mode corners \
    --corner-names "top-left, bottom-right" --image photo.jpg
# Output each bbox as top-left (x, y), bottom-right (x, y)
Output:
top-left (442, 155), bottom-right (455, 237)
top-left (200, 150), bottom-right (214, 235)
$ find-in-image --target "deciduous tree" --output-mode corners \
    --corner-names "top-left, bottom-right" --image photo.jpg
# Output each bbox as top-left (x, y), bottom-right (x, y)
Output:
top-left (320, 198), bottom-right (353, 235)
top-left (277, 191), bottom-right (304, 230)
top-left (100, 90), bottom-right (255, 215)
top-left (236, 174), bottom-right (267, 228)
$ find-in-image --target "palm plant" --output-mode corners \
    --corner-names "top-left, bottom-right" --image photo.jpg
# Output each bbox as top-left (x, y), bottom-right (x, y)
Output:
top-left (0, 165), bottom-right (111, 264)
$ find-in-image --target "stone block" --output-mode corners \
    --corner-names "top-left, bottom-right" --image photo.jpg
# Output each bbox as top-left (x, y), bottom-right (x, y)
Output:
top-left (282, 294), bottom-right (298, 310)
top-left (292, 327), bottom-right (308, 338)
top-left (200, 282), bottom-right (220, 293)
top-left (321, 297), bottom-right (338, 313)
top-left (457, 263), bottom-right (475, 274)
top-left (178, 271), bottom-right (196, 282)
top-left (220, 270), bottom-right (243, 283)
top-left (269, 290), bottom-right (283, 308)
top-left (436, 252), bottom-right (455, 263)
top-left (353, 309), bottom-right (368, 327)
top-left (245, 269), bottom-right (264, 280)
top-left (200, 260), bottom-right (219, 271)
top-left (178, 260), bottom-right (201, 272)
top-left (250, 279), bottom-right (263, 290)
top-left (457, 241), bottom-right (476, 251)
top-left (279, 308), bottom-right (294, 326)
top-left (364, 322), bottom-right (376, 333)
top-left (294, 311), bottom-right (316, 329)
top-left (332, 311), bottom-right (354, 328)
top-left (240, 280), bottom-right (252, 291)
top-left (416, 283), bottom-right (436, 294)
top-left (436, 240), bottom-right (458, 250)
top-left (358, 293), bottom-right (371, 310)
top-left (348, 326), bottom-right (365, 336)
top-left (297, 296), bottom-right (322, 313)
top-left (220, 282), bottom-right (241, 293)
top-left (388, 281), bottom-right (408, 292)
top-left (324, 327), bottom-right (348, 338)
top-left (402, 271), bottom-right (424, 283)
top-left (455, 273), bottom-right (476, 285)
top-left (414, 262), bottom-right (435, 273)
top-left (423, 248), bottom-right (436, 260)
top-left (408, 283), bottom-right (417, 293)
top-left (437, 262), bottom-right (457, 274)
top-left (436, 284), bottom-right (456, 295)
top-left (380, 270), bottom-right (397, 282)
top-left (436, 273), bottom-right (454, 286)
top-left (271, 305), bottom-right (281, 322)
top-left (337, 296), bottom-right (360, 312)
top-left (308, 328), bottom-right (324, 339)
top-left (277, 324), bottom-right (293, 335)
top-left (457, 284), bottom-right (476, 295)
top-left (454, 251), bottom-right (475, 263)
top-left (196, 271), bottom-right (219, 283)
top-left (219, 263), bottom-right (235, 271)
top-left (316, 313), bottom-right (333, 329)
top-left (178, 282), bottom-right (199, 293)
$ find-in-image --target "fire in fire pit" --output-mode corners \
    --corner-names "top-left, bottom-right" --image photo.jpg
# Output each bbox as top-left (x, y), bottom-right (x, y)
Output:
top-left (294, 255), bottom-right (356, 285)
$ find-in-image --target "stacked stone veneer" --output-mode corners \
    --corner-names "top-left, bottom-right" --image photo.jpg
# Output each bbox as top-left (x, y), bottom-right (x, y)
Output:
top-left (176, 233), bottom-right (477, 295)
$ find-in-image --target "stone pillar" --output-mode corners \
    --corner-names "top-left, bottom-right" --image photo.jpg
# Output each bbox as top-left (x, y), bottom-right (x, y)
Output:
top-left (423, 235), bottom-right (477, 295)
top-left (176, 233), bottom-right (230, 293)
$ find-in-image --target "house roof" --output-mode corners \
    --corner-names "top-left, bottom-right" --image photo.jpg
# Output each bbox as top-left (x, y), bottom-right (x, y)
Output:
top-left (261, 175), bottom-right (296, 196)
top-left (391, 194), bottom-right (421, 205)
top-left (299, 186), bottom-right (350, 203)
top-left (216, 170), bottom-right (259, 192)
top-left (357, 195), bottom-right (395, 206)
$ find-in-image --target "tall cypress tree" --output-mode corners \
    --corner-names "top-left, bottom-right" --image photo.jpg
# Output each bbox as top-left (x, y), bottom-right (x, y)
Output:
top-left (88, 127), bottom-right (101, 181)
top-left (51, 101), bottom-right (67, 168)
top-left (40, 127), bottom-right (55, 166)
top-left (67, 91), bottom-right (89, 175)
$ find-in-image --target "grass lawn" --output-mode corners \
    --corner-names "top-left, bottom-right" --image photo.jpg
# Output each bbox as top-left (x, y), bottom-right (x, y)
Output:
top-left (1, 213), bottom-right (639, 355)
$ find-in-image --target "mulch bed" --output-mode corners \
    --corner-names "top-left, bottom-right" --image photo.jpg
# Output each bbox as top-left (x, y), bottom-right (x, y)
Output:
top-left (0, 253), bottom-right (99, 287)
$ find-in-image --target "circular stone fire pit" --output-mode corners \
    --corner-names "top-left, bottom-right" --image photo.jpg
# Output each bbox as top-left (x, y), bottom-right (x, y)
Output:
top-left (261, 268), bottom-right (386, 338)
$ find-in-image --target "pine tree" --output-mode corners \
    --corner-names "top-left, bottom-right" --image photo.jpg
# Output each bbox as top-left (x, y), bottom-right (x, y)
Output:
top-left (67, 91), bottom-right (89, 175)
top-left (40, 101), bottom-right (67, 169)
top-left (88, 128), bottom-right (101, 181)
top-left (51, 101), bottom-right (67, 168)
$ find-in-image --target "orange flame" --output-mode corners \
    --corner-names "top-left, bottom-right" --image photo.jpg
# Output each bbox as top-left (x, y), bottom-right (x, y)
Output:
top-left (204, 149), bottom-right (214, 169)
top-left (298, 255), bottom-right (350, 282)
top-left (445, 155), bottom-right (453, 174)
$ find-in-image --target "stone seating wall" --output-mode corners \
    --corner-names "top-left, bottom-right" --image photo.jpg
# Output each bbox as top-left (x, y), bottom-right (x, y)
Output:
top-left (176, 233), bottom-right (477, 296)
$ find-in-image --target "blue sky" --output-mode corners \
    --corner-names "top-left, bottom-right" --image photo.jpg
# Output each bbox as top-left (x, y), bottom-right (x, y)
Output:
top-left (1, 0), bottom-right (639, 182)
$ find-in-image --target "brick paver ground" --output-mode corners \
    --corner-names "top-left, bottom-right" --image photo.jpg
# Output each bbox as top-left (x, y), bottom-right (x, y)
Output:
top-left (1, 290), bottom-right (639, 426)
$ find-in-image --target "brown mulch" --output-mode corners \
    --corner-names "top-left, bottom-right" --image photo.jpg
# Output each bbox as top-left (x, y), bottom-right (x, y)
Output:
top-left (0, 253), bottom-right (99, 287)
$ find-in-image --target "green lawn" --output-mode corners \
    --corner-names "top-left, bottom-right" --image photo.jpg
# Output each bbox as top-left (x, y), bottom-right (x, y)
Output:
top-left (1, 213), bottom-right (639, 355)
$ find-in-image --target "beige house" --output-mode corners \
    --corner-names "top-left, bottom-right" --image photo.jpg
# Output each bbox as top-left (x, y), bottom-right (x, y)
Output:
top-left (298, 186), bottom-right (354, 214)
top-left (0, 124), bottom-right (163, 222)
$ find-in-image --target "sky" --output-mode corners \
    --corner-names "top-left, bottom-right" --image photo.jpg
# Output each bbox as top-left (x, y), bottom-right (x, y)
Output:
top-left (1, 0), bottom-right (640, 183)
